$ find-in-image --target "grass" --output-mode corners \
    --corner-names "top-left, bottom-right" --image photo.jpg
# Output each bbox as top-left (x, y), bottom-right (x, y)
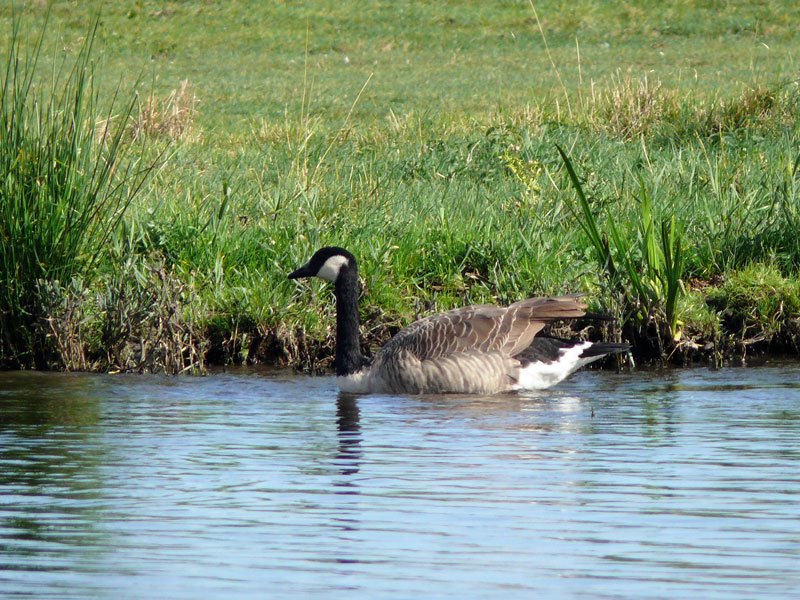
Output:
top-left (0, 13), bottom-right (156, 369)
top-left (559, 146), bottom-right (686, 357)
top-left (707, 263), bottom-right (800, 354)
top-left (2, 1), bottom-right (800, 371)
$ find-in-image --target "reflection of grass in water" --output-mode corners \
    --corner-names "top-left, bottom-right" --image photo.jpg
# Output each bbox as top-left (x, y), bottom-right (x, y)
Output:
top-left (2, 3), bottom-right (800, 370)
top-left (0, 375), bottom-right (108, 557)
top-left (0, 373), bottom-right (104, 425)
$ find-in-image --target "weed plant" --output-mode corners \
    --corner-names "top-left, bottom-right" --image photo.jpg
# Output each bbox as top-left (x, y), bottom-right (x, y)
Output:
top-left (558, 146), bottom-right (685, 357)
top-left (0, 16), bottom-right (154, 367)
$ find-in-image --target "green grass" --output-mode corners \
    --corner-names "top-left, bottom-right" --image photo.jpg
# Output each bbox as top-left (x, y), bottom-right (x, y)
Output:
top-left (559, 145), bottom-right (686, 356)
top-left (2, 1), bottom-right (800, 371)
top-left (4, 1), bottom-right (800, 128)
top-left (707, 263), bottom-right (800, 351)
top-left (0, 13), bottom-right (155, 368)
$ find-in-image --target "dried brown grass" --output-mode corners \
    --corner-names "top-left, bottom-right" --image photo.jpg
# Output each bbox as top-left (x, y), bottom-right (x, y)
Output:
top-left (39, 257), bottom-right (206, 374)
top-left (130, 80), bottom-right (199, 141)
top-left (596, 74), bottom-right (681, 139)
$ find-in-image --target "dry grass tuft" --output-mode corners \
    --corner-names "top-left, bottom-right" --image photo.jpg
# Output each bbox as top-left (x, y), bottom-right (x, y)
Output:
top-left (38, 257), bottom-right (206, 374)
top-left (131, 80), bottom-right (200, 141)
top-left (597, 74), bottom-right (681, 139)
top-left (39, 279), bottom-right (95, 371)
top-left (99, 256), bottom-right (206, 374)
top-left (700, 86), bottom-right (787, 136)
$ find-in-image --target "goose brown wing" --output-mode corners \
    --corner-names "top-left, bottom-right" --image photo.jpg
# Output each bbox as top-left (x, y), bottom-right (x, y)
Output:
top-left (501, 295), bottom-right (588, 356)
top-left (379, 295), bottom-right (587, 362)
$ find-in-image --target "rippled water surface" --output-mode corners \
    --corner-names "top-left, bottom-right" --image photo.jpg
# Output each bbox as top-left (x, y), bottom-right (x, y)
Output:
top-left (1, 365), bottom-right (799, 599)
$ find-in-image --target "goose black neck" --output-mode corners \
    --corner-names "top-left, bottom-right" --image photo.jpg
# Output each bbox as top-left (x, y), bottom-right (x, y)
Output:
top-left (333, 267), bottom-right (365, 376)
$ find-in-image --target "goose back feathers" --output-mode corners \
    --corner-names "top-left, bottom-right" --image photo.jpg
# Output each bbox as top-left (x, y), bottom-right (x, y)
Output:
top-left (289, 247), bottom-right (628, 395)
top-left (368, 297), bottom-right (587, 394)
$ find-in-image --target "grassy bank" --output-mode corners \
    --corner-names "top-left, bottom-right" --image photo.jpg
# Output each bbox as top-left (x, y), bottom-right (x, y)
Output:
top-left (2, 1), bottom-right (800, 373)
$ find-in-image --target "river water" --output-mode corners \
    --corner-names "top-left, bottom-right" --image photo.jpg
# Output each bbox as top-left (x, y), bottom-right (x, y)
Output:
top-left (1, 365), bottom-right (798, 599)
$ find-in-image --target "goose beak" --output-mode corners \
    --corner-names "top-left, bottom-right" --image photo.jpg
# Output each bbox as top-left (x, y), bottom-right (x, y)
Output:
top-left (288, 263), bottom-right (313, 280)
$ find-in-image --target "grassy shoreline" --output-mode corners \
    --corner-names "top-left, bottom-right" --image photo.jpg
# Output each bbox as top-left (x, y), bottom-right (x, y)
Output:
top-left (1, 2), bottom-right (799, 373)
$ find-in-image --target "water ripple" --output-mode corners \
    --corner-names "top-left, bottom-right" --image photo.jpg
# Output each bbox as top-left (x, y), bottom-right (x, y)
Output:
top-left (1, 366), bottom-right (799, 598)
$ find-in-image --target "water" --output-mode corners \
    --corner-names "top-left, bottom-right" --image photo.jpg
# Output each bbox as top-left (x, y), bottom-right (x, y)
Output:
top-left (1, 365), bottom-right (799, 599)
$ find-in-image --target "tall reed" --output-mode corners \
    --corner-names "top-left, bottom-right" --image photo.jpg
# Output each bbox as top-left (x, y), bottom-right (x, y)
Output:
top-left (0, 15), bottom-right (154, 367)
top-left (558, 146), bottom-right (686, 357)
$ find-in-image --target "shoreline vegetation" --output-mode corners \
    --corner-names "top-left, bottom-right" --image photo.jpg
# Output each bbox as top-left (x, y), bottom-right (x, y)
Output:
top-left (2, 3), bottom-right (800, 374)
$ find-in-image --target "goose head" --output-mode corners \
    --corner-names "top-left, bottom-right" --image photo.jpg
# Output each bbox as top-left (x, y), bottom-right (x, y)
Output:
top-left (289, 246), bottom-right (367, 378)
top-left (288, 247), bottom-right (357, 283)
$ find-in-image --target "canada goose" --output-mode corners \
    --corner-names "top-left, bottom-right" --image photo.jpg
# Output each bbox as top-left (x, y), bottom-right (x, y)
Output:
top-left (289, 247), bottom-right (629, 395)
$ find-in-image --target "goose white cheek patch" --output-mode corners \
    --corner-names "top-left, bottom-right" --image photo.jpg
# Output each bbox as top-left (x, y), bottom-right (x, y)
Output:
top-left (317, 255), bottom-right (350, 281)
